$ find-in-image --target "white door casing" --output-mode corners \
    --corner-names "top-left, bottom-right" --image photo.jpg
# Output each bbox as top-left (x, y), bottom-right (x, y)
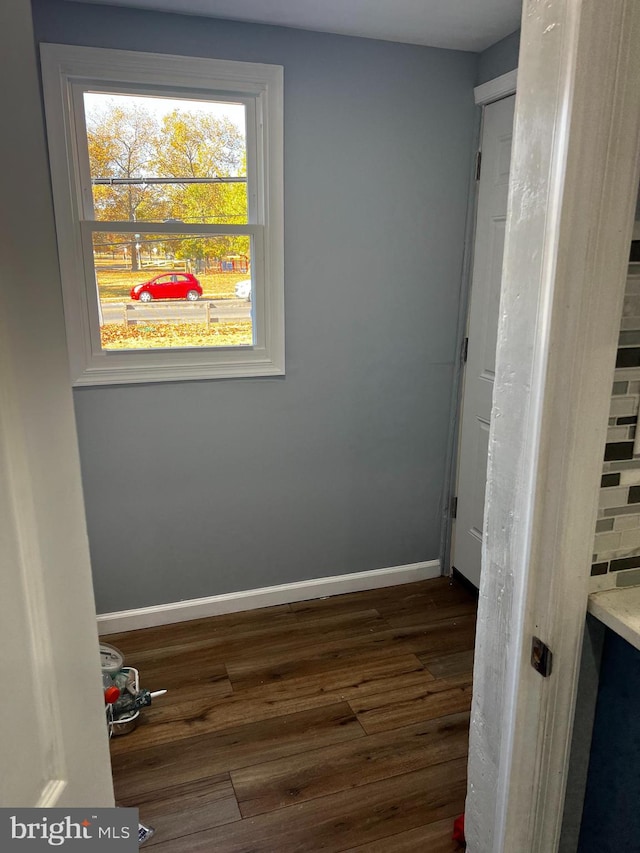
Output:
top-left (453, 94), bottom-right (515, 587)
top-left (467, 0), bottom-right (640, 850)
top-left (0, 0), bottom-right (114, 808)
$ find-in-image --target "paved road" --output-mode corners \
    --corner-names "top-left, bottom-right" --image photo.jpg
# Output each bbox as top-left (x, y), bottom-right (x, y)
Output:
top-left (101, 299), bottom-right (251, 325)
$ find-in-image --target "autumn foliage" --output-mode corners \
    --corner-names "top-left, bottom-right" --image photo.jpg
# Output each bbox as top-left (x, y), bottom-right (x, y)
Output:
top-left (85, 93), bottom-right (249, 267)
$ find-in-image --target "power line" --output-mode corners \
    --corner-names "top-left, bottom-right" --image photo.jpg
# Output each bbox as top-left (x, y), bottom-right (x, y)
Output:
top-left (92, 176), bottom-right (246, 185)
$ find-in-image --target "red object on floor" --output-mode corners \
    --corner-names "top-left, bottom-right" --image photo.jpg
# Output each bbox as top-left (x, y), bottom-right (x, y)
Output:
top-left (453, 813), bottom-right (466, 845)
top-left (104, 686), bottom-right (120, 705)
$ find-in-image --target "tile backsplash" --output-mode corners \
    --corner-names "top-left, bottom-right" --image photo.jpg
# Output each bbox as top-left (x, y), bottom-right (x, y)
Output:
top-left (592, 244), bottom-right (640, 588)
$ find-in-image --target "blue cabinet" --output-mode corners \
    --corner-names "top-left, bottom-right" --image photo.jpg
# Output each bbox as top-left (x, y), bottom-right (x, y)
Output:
top-left (578, 629), bottom-right (640, 853)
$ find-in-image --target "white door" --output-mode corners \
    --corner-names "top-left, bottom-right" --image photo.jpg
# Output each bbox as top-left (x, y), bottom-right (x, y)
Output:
top-left (452, 95), bottom-right (515, 587)
top-left (0, 0), bottom-right (114, 809)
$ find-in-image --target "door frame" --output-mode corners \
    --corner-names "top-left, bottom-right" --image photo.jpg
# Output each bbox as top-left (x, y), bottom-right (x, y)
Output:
top-left (442, 70), bottom-right (517, 580)
top-left (467, 1), bottom-right (640, 850)
top-left (474, 69), bottom-right (518, 108)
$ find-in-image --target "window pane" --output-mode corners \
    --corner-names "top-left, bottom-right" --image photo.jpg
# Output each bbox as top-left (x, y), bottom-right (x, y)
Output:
top-left (84, 92), bottom-right (248, 224)
top-left (92, 232), bottom-right (253, 351)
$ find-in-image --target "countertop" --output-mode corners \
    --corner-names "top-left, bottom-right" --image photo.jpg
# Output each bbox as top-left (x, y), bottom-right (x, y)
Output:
top-left (588, 585), bottom-right (640, 651)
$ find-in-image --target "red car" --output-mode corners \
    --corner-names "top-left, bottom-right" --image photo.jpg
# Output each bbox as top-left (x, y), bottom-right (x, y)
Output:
top-left (130, 272), bottom-right (202, 302)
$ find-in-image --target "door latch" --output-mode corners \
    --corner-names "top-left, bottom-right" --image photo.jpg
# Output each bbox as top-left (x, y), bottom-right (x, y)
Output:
top-left (531, 636), bottom-right (553, 677)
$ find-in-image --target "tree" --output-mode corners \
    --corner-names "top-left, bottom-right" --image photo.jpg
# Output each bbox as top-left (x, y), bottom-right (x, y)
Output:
top-left (155, 109), bottom-right (247, 230)
top-left (154, 111), bottom-right (249, 262)
top-left (85, 99), bottom-right (249, 269)
top-left (86, 101), bottom-right (162, 269)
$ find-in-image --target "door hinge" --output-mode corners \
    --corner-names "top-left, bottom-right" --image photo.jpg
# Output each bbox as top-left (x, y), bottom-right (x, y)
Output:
top-left (475, 150), bottom-right (482, 181)
top-left (531, 636), bottom-right (553, 677)
top-left (462, 337), bottom-right (469, 363)
top-left (450, 496), bottom-right (458, 519)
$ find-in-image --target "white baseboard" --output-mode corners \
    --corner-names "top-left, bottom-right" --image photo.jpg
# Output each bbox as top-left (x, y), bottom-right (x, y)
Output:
top-left (97, 559), bottom-right (441, 635)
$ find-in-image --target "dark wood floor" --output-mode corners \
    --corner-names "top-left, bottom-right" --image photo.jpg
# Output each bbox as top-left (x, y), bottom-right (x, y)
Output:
top-left (105, 577), bottom-right (477, 852)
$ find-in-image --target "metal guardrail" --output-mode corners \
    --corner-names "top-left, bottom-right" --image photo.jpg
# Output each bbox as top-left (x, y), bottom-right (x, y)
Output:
top-left (121, 301), bottom-right (219, 325)
top-left (100, 300), bottom-right (251, 326)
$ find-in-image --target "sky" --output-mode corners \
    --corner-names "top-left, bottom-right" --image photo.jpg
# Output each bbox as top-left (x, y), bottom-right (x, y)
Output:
top-left (83, 91), bottom-right (246, 135)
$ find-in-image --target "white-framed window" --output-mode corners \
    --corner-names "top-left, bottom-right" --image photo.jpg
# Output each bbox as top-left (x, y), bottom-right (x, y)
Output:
top-left (40, 44), bottom-right (284, 386)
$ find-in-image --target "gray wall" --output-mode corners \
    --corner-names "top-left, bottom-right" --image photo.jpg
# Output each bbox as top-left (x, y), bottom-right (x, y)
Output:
top-left (32, 0), bottom-right (478, 613)
top-left (477, 29), bottom-right (520, 85)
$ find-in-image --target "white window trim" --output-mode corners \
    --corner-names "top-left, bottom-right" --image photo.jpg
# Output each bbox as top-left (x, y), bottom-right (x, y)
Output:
top-left (40, 43), bottom-right (284, 386)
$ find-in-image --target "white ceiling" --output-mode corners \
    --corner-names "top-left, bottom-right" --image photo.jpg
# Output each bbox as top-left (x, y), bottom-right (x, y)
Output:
top-left (71, 0), bottom-right (522, 52)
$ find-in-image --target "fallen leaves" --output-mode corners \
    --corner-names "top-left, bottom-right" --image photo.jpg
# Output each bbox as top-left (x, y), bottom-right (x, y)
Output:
top-left (100, 321), bottom-right (253, 350)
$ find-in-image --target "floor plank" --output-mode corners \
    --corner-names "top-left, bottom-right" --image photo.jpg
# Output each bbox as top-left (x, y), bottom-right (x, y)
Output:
top-left (232, 711), bottom-right (470, 818)
top-left (150, 760), bottom-right (467, 853)
top-left (124, 645), bottom-right (230, 690)
top-left (112, 703), bottom-right (364, 800)
top-left (348, 674), bottom-right (473, 734)
top-left (104, 603), bottom-right (296, 657)
top-left (422, 648), bottom-right (475, 680)
top-left (226, 645), bottom-right (424, 693)
top-left (112, 663), bottom-right (434, 754)
top-left (224, 613), bottom-right (477, 687)
top-left (122, 648), bottom-right (232, 709)
top-left (228, 652), bottom-right (433, 704)
top-left (108, 609), bottom-right (387, 670)
top-left (288, 578), bottom-right (473, 617)
top-left (341, 817), bottom-right (463, 852)
top-left (383, 599), bottom-right (477, 628)
top-left (120, 775), bottom-right (241, 846)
